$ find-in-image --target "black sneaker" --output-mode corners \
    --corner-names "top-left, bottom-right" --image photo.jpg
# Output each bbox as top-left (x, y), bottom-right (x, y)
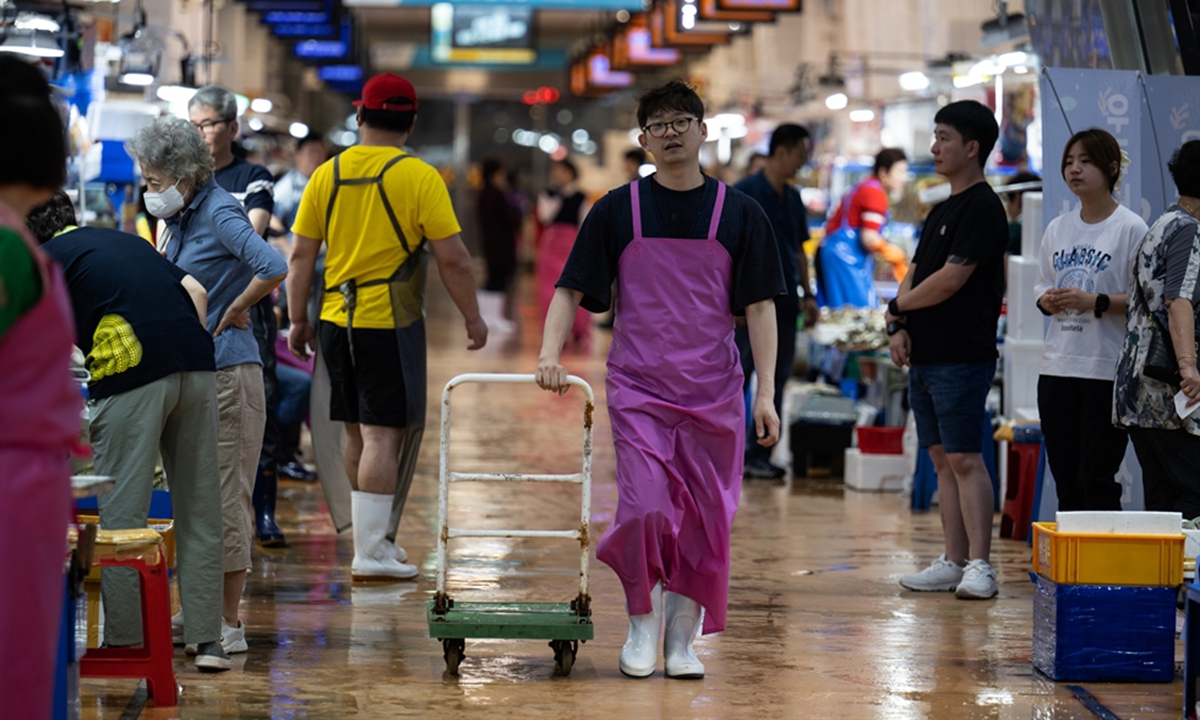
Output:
top-left (278, 459), bottom-right (317, 481)
top-left (744, 458), bottom-right (787, 480)
top-left (194, 641), bottom-right (232, 672)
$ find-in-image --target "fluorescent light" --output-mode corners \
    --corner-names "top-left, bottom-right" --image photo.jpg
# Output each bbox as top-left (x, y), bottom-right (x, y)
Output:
top-left (998, 51), bottom-right (1027, 67)
top-left (120, 73), bottom-right (156, 86)
top-left (953, 74), bottom-right (981, 88)
top-left (250, 98), bottom-right (273, 114)
top-left (538, 135), bottom-right (560, 153)
top-left (0, 32), bottom-right (64, 58)
top-left (899, 71), bottom-right (929, 91)
top-left (571, 129), bottom-right (589, 144)
top-left (289, 122), bottom-right (309, 138)
top-left (156, 85), bottom-right (197, 103)
top-left (849, 109), bottom-right (876, 123)
top-left (15, 14), bottom-right (61, 32)
top-left (1014, 65), bottom-right (1028, 74)
top-left (248, 117), bottom-right (264, 131)
top-left (825, 93), bottom-right (848, 110)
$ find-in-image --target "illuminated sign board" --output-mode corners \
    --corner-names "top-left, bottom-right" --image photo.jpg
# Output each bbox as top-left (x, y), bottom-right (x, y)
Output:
top-left (318, 64), bottom-right (363, 82)
top-left (294, 16), bottom-right (354, 59)
top-left (699, 0), bottom-right (774, 21)
top-left (717, 0), bottom-right (800, 9)
top-left (649, 0), bottom-right (731, 48)
top-left (612, 15), bottom-right (681, 68)
top-left (346, 0), bottom-right (640, 8)
top-left (430, 3), bottom-right (536, 64)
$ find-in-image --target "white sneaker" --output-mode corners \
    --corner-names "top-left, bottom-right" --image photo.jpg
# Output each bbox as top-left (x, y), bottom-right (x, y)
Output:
top-left (955, 559), bottom-right (998, 599)
top-left (899, 555), bottom-right (964, 592)
top-left (222, 619), bottom-right (248, 654)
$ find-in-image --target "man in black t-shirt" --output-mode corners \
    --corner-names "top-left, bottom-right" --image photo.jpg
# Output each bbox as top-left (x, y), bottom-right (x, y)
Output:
top-left (189, 85), bottom-right (290, 548)
top-left (884, 101), bottom-right (1007, 601)
top-left (28, 191), bottom-right (232, 672)
top-left (535, 79), bottom-right (785, 680)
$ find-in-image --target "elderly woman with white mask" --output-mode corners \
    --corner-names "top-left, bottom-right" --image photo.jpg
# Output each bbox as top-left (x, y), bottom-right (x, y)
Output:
top-left (127, 116), bottom-right (287, 654)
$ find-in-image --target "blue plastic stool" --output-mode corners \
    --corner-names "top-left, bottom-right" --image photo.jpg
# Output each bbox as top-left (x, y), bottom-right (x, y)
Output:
top-left (910, 412), bottom-right (999, 511)
top-left (76, 488), bottom-right (173, 518)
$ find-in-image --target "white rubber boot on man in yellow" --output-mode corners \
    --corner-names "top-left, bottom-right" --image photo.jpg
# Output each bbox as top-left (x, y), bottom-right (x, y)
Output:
top-left (663, 591), bottom-right (705, 679)
top-left (619, 581), bottom-right (663, 678)
top-left (351, 491), bottom-right (418, 582)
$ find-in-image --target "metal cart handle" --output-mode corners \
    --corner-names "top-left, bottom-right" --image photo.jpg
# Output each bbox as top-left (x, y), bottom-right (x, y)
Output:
top-left (436, 373), bottom-right (595, 610)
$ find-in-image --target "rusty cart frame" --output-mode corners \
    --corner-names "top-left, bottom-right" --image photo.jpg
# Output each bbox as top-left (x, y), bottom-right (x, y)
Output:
top-left (428, 373), bottom-right (594, 676)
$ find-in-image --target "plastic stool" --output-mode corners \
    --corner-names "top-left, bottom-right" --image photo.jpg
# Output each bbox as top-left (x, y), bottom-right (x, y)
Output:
top-left (78, 528), bottom-right (177, 707)
top-left (1000, 441), bottom-right (1042, 541)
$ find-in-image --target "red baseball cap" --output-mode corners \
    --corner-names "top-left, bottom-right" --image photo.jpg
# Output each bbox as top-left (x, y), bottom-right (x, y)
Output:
top-left (353, 73), bottom-right (418, 111)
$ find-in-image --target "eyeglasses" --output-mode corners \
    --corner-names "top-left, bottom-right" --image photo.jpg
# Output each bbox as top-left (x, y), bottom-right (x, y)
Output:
top-left (192, 119), bottom-right (230, 134)
top-left (643, 117), bottom-right (698, 138)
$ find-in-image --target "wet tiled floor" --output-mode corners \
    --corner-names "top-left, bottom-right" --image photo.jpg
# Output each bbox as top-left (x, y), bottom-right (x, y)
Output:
top-left (79, 273), bottom-right (1184, 719)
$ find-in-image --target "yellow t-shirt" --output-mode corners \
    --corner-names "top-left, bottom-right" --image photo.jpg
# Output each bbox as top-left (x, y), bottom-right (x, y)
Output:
top-left (292, 146), bottom-right (461, 328)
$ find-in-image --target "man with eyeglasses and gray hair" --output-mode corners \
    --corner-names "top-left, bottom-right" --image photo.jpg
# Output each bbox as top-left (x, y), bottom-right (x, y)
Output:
top-left (188, 85), bottom-right (291, 551)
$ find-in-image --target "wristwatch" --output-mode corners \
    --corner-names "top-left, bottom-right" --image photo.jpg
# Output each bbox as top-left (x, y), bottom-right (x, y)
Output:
top-left (887, 297), bottom-right (902, 317)
top-left (886, 320), bottom-right (907, 336)
top-left (1093, 293), bottom-right (1110, 318)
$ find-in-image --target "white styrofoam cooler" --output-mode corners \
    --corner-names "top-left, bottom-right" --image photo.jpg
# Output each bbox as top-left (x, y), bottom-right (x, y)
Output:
top-left (1006, 256), bottom-right (1046, 342)
top-left (1021, 192), bottom-right (1043, 260)
top-left (1003, 338), bottom-right (1043, 418)
top-left (844, 448), bottom-right (907, 492)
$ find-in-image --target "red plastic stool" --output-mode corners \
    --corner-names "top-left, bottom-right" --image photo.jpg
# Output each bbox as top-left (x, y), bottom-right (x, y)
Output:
top-left (79, 529), bottom-right (177, 706)
top-left (1000, 442), bottom-right (1042, 542)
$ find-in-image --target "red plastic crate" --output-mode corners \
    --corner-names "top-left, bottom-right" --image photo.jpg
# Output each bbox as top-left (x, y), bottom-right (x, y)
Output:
top-left (855, 427), bottom-right (903, 455)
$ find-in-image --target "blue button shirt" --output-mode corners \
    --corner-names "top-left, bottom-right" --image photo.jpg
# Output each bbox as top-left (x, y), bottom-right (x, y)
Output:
top-left (164, 179), bottom-right (287, 370)
top-left (734, 170), bottom-right (809, 295)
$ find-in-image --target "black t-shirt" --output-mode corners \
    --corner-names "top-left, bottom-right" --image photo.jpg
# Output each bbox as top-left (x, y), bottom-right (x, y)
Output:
top-left (557, 174), bottom-right (786, 315)
top-left (214, 157), bottom-right (275, 215)
top-left (42, 227), bottom-right (216, 399)
top-left (907, 181), bottom-right (1007, 364)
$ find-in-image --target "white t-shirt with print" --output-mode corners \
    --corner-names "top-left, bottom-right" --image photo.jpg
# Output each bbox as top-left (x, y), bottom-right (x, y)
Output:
top-left (1036, 204), bottom-right (1148, 381)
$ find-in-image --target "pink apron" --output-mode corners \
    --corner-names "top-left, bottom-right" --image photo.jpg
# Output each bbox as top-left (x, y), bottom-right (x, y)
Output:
top-left (596, 180), bottom-right (744, 635)
top-left (0, 202), bottom-right (80, 719)
top-left (537, 223), bottom-right (591, 347)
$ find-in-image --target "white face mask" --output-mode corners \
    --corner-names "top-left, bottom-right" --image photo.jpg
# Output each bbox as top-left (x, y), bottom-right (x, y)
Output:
top-left (144, 181), bottom-right (186, 218)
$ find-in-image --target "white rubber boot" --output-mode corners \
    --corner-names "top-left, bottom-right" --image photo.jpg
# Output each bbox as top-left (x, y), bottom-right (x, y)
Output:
top-left (351, 491), bottom-right (418, 582)
top-left (663, 591), bottom-right (705, 679)
top-left (477, 291), bottom-right (514, 334)
top-left (619, 581), bottom-right (662, 678)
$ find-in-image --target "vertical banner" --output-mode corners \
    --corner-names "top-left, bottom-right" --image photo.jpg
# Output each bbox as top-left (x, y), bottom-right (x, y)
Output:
top-left (1142, 75), bottom-right (1200, 218)
top-left (1040, 68), bottom-right (1142, 225)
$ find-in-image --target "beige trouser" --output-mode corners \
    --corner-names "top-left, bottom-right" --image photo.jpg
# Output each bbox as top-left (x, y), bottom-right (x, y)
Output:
top-left (216, 362), bottom-right (266, 572)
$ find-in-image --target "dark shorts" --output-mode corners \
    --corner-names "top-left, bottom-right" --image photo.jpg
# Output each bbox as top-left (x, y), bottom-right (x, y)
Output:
top-left (908, 361), bottom-right (995, 454)
top-left (318, 322), bottom-right (407, 428)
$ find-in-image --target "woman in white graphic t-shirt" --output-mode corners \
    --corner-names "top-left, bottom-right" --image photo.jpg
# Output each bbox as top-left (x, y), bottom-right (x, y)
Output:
top-left (1034, 128), bottom-right (1149, 511)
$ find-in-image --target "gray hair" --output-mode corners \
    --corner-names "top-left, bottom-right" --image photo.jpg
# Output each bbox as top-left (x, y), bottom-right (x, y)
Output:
top-left (188, 85), bottom-right (239, 121)
top-left (126, 116), bottom-right (215, 187)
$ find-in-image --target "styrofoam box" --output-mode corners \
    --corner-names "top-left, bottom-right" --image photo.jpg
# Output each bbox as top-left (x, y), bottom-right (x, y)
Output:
top-left (844, 448), bottom-right (907, 492)
top-left (1021, 192), bottom-right (1043, 259)
top-left (1003, 338), bottom-right (1043, 418)
top-left (1185, 529), bottom-right (1200, 559)
top-left (1006, 256), bottom-right (1046, 342)
top-left (1055, 511), bottom-right (1183, 535)
top-left (86, 100), bottom-right (160, 142)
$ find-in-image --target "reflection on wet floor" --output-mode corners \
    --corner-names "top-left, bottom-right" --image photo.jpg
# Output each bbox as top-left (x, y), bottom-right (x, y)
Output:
top-left (79, 275), bottom-right (1183, 719)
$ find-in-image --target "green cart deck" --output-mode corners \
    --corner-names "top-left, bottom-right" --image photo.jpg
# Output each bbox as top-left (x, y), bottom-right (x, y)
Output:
top-left (427, 601), bottom-right (594, 641)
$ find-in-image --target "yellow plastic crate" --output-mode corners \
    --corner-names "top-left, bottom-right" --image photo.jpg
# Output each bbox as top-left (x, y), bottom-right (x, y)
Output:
top-left (1032, 522), bottom-right (1184, 586)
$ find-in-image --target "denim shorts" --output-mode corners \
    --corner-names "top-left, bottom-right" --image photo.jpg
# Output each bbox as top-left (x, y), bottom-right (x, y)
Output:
top-left (908, 361), bottom-right (996, 454)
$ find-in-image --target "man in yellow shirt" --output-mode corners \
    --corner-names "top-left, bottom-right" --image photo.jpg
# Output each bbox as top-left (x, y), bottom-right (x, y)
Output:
top-left (286, 74), bottom-right (487, 582)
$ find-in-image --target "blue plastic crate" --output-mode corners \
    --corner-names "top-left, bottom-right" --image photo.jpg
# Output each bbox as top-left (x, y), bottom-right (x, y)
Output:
top-left (1031, 573), bottom-right (1176, 683)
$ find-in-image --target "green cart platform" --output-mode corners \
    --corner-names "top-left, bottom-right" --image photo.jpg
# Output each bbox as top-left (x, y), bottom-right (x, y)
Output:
top-left (428, 374), bottom-right (595, 676)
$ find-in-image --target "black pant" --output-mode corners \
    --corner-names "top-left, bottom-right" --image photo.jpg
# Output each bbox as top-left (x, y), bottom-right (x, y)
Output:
top-left (735, 293), bottom-right (798, 463)
top-left (1128, 427), bottom-right (1200, 519)
top-left (251, 294), bottom-right (283, 466)
top-left (1036, 375), bottom-right (1127, 511)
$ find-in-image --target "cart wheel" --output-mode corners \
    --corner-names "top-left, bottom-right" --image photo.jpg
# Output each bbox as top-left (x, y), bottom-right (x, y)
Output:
top-left (550, 640), bottom-right (577, 676)
top-left (442, 638), bottom-right (465, 675)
